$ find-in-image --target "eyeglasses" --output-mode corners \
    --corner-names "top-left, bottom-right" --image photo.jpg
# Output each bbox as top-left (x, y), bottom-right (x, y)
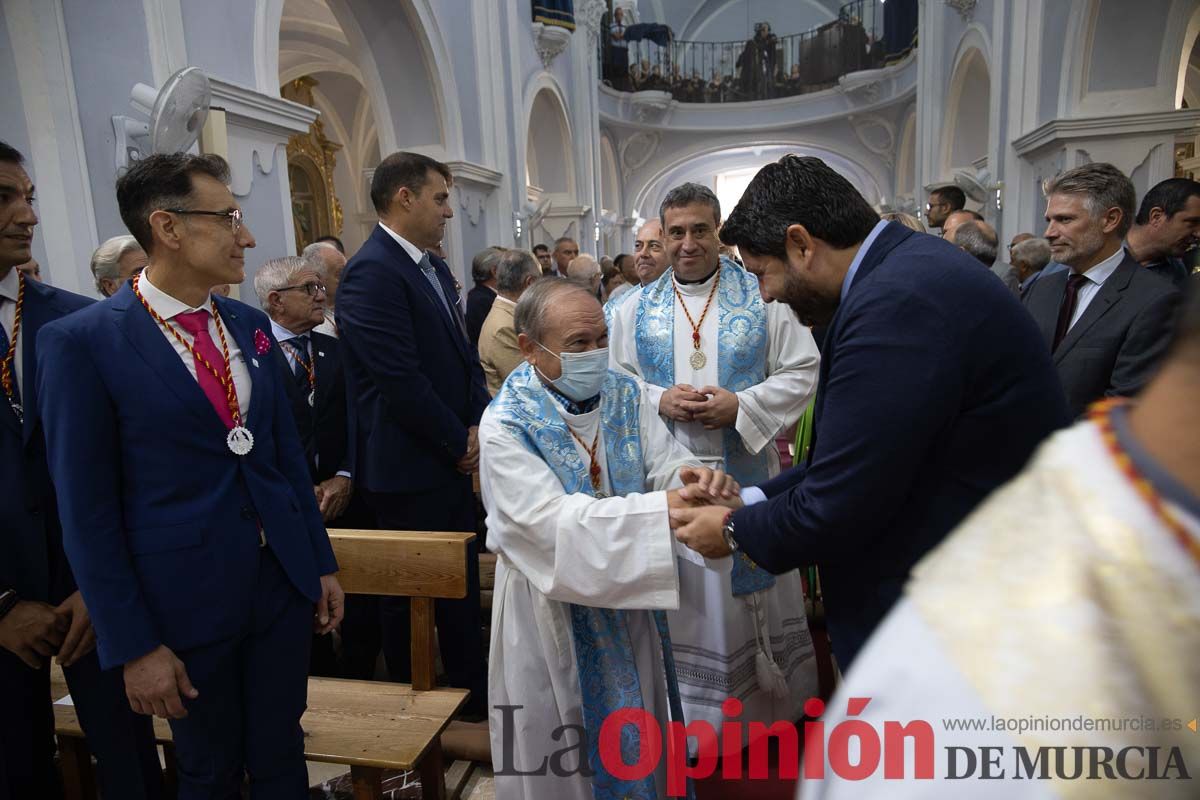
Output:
top-left (277, 282), bottom-right (326, 297)
top-left (164, 207), bottom-right (244, 234)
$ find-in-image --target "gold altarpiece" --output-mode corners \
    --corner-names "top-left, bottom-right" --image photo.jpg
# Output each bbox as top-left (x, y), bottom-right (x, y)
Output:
top-left (282, 76), bottom-right (343, 253)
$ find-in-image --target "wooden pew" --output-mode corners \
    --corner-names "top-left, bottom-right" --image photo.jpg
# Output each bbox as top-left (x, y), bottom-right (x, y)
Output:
top-left (53, 529), bottom-right (475, 800)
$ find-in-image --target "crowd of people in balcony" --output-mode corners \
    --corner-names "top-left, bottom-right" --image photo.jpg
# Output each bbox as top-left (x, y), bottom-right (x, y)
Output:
top-left (603, 10), bottom-right (893, 102)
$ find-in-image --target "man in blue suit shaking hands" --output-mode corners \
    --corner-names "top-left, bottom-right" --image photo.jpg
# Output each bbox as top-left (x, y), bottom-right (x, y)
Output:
top-left (37, 152), bottom-right (344, 798)
top-left (671, 156), bottom-right (1069, 670)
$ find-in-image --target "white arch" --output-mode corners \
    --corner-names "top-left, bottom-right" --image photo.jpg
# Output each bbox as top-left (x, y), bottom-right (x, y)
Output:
top-left (261, 0), bottom-right (462, 157)
top-left (941, 25), bottom-right (992, 176)
top-left (630, 140), bottom-right (886, 217)
top-left (392, 0), bottom-right (464, 158)
top-left (1174, 2), bottom-right (1200, 108)
top-left (523, 71), bottom-right (577, 198)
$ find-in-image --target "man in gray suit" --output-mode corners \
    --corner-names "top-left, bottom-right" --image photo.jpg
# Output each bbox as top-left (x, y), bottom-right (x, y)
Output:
top-left (1024, 162), bottom-right (1180, 417)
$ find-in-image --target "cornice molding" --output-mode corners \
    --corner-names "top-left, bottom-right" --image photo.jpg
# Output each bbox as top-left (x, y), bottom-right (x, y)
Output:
top-left (1013, 110), bottom-right (1200, 155)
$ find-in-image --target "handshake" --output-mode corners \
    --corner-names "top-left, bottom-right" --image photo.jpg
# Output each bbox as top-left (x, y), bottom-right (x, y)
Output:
top-left (667, 466), bottom-right (746, 559)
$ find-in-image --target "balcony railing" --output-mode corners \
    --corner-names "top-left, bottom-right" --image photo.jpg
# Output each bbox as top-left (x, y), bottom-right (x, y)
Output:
top-left (599, 0), bottom-right (914, 104)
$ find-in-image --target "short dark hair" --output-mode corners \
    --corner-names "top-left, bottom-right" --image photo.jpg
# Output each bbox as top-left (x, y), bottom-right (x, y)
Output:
top-left (614, 253), bottom-right (631, 269)
top-left (660, 182), bottom-right (721, 227)
top-left (370, 151), bottom-right (452, 213)
top-left (116, 152), bottom-right (231, 253)
top-left (554, 237), bottom-right (577, 249)
top-left (533, 243), bottom-right (550, 255)
top-left (314, 234), bottom-right (345, 254)
top-left (0, 141), bottom-right (24, 165)
top-left (931, 185), bottom-right (966, 211)
top-left (1135, 178), bottom-right (1200, 225)
top-left (719, 155), bottom-right (879, 258)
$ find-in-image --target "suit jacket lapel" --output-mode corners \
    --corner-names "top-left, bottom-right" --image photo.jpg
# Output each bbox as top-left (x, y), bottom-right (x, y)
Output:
top-left (112, 285), bottom-right (226, 431)
top-left (213, 296), bottom-right (265, 429)
top-left (1031, 272), bottom-right (1066, 348)
top-left (1053, 257), bottom-right (1135, 363)
top-left (372, 227), bottom-right (470, 364)
top-left (311, 332), bottom-right (337, 409)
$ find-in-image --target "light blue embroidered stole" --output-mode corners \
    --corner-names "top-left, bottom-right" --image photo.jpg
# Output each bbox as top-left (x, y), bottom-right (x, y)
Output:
top-left (492, 363), bottom-right (694, 800)
top-left (603, 282), bottom-right (640, 335)
top-left (634, 257), bottom-right (776, 596)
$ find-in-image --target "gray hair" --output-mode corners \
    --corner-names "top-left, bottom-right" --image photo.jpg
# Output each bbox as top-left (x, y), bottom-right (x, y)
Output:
top-left (1044, 162), bottom-right (1136, 238)
top-left (253, 255), bottom-right (319, 309)
top-left (660, 182), bottom-right (721, 226)
top-left (952, 221), bottom-right (999, 267)
top-left (566, 254), bottom-right (600, 280)
top-left (1010, 237), bottom-right (1052, 272)
top-left (90, 234), bottom-right (144, 292)
top-left (471, 246), bottom-right (507, 283)
top-left (495, 249), bottom-right (541, 293)
top-left (513, 277), bottom-right (597, 341)
top-left (301, 241), bottom-right (341, 263)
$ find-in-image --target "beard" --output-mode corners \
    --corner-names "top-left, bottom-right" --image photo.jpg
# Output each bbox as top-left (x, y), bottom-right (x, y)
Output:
top-left (779, 267), bottom-right (840, 327)
top-left (1052, 224), bottom-right (1106, 268)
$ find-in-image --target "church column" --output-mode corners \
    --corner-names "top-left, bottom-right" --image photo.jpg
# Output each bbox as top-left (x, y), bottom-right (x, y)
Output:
top-left (571, 0), bottom-right (607, 256)
top-left (206, 78), bottom-right (318, 288)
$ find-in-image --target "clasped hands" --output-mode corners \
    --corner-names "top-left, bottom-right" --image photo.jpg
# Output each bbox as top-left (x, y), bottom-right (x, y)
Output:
top-left (667, 466), bottom-right (746, 559)
top-left (659, 385), bottom-right (738, 429)
top-left (0, 590), bottom-right (95, 670)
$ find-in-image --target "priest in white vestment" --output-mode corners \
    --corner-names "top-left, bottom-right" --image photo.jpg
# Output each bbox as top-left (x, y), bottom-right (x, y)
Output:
top-left (610, 184), bottom-right (821, 753)
top-left (802, 288), bottom-right (1200, 800)
top-left (481, 279), bottom-right (739, 800)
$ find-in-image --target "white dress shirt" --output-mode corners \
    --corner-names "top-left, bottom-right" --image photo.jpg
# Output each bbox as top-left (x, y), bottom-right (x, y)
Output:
top-left (0, 267), bottom-right (24, 398)
top-left (1068, 245), bottom-right (1125, 330)
top-left (138, 269), bottom-right (251, 418)
top-left (378, 222), bottom-right (425, 264)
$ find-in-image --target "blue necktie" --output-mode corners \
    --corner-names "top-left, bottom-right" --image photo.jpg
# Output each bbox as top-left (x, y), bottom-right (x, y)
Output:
top-left (419, 254), bottom-right (465, 338)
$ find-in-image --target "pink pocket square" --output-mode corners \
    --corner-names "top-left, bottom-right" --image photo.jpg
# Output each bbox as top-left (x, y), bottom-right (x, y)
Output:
top-left (254, 329), bottom-right (272, 355)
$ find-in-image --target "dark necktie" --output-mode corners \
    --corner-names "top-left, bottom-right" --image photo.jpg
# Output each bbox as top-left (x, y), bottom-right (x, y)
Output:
top-left (1052, 273), bottom-right (1090, 352)
top-left (286, 334), bottom-right (312, 390)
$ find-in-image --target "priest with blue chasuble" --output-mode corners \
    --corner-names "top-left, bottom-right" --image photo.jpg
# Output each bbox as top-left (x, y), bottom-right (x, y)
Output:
top-left (480, 278), bottom-right (738, 800)
top-left (609, 183), bottom-right (821, 752)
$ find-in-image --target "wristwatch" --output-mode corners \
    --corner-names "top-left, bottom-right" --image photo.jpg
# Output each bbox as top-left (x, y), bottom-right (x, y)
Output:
top-left (0, 589), bottom-right (19, 622)
top-left (721, 511), bottom-right (739, 554)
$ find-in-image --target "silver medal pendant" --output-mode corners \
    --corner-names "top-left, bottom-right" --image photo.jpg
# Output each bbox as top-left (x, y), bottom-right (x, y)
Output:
top-left (689, 349), bottom-right (707, 370)
top-left (226, 425), bottom-right (255, 456)
top-left (307, 390), bottom-right (315, 407)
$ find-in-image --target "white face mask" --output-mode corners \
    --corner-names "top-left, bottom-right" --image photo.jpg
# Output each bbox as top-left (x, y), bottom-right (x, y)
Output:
top-left (536, 343), bottom-right (609, 402)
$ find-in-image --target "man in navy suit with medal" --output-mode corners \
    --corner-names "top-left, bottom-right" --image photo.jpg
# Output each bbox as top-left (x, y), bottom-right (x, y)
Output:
top-left (0, 141), bottom-right (164, 799)
top-left (337, 151), bottom-right (489, 715)
top-left (37, 152), bottom-right (344, 798)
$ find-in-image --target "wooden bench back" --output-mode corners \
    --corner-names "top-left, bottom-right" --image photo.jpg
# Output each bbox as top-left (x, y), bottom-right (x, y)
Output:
top-left (327, 529), bottom-right (476, 690)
